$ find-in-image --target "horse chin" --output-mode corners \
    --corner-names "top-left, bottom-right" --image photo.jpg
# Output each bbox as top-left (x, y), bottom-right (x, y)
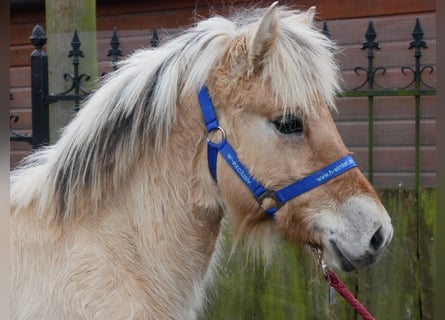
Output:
top-left (322, 241), bottom-right (370, 272)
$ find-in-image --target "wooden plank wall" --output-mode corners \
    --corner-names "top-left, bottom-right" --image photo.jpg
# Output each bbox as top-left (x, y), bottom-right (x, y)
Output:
top-left (10, 1), bottom-right (436, 188)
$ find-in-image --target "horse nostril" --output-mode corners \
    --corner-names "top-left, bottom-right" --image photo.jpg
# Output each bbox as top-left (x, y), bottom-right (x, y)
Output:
top-left (370, 226), bottom-right (384, 252)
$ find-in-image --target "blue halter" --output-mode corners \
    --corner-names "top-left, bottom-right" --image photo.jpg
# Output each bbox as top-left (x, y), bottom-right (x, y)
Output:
top-left (197, 86), bottom-right (357, 218)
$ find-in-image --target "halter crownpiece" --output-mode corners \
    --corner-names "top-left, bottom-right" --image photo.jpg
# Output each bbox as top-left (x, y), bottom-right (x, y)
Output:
top-left (197, 86), bottom-right (357, 218)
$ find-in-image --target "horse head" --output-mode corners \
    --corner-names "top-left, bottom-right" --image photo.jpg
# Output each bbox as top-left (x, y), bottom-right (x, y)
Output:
top-left (200, 3), bottom-right (393, 272)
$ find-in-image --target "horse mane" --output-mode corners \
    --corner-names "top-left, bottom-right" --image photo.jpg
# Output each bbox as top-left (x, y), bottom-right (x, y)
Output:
top-left (10, 6), bottom-right (340, 222)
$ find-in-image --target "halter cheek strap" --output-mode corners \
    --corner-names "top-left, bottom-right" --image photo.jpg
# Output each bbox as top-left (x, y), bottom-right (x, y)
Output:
top-left (197, 86), bottom-right (357, 218)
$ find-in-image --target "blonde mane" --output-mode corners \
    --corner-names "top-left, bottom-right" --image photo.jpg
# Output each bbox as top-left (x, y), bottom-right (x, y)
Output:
top-left (11, 6), bottom-right (340, 222)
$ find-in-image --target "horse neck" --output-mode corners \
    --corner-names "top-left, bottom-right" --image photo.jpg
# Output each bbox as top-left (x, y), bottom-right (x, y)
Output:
top-left (106, 97), bottom-right (225, 296)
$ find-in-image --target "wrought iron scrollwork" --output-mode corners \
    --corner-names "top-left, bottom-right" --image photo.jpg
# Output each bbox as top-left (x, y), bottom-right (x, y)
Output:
top-left (47, 30), bottom-right (91, 111)
top-left (399, 18), bottom-right (435, 89)
top-left (352, 21), bottom-right (387, 90)
top-left (334, 18), bottom-right (436, 92)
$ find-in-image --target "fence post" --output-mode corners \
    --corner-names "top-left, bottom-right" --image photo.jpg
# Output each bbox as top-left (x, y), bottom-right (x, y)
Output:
top-left (29, 25), bottom-right (49, 149)
top-left (360, 21), bottom-right (380, 184)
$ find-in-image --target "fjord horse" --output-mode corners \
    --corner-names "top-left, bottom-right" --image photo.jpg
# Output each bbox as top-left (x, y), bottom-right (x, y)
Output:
top-left (11, 3), bottom-right (392, 319)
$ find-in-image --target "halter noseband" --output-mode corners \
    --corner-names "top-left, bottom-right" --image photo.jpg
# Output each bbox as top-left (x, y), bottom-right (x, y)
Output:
top-left (197, 86), bottom-right (357, 218)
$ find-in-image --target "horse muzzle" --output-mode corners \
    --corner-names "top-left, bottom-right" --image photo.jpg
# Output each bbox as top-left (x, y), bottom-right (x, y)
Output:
top-left (317, 195), bottom-right (393, 272)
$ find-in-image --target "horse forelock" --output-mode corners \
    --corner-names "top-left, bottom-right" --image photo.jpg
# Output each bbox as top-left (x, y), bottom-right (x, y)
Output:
top-left (207, 7), bottom-right (340, 118)
top-left (11, 5), bottom-right (341, 223)
top-left (265, 10), bottom-right (341, 114)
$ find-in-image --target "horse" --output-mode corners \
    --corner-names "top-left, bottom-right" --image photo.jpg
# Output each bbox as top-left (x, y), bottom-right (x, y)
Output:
top-left (10, 3), bottom-right (393, 319)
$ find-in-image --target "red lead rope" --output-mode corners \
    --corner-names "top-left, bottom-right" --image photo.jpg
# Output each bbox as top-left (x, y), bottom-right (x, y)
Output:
top-left (325, 270), bottom-right (376, 320)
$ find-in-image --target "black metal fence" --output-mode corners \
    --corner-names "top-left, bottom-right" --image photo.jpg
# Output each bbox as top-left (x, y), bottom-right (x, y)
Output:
top-left (333, 19), bottom-right (433, 185)
top-left (322, 19), bottom-right (435, 194)
top-left (10, 20), bottom-right (435, 192)
top-left (9, 25), bottom-right (159, 149)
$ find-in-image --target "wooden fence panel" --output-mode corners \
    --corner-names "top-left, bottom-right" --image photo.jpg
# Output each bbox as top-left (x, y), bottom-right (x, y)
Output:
top-left (418, 189), bottom-right (436, 320)
top-left (202, 189), bottom-right (435, 319)
top-left (357, 189), bottom-right (420, 319)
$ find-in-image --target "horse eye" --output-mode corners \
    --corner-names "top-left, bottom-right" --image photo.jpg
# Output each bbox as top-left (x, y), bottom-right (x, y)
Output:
top-left (272, 115), bottom-right (304, 135)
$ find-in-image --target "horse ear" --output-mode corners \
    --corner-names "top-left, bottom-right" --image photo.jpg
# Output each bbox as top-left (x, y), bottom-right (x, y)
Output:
top-left (247, 1), bottom-right (279, 71)
top-left (303, 6), bottom-right (317, 25)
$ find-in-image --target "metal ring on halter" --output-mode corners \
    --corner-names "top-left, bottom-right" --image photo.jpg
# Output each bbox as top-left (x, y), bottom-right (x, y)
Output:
top-left (256, 189), bottom-right (283, 213)
top-left (206, 125), bottom-right (226, 148)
